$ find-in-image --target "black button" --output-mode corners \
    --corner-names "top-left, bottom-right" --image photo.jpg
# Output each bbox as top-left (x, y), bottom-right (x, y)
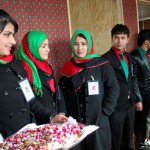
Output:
top-left (128, 95), bottom-right (130, 99)
top-left (9, 113), bottom-right (14, 118)
top-left (128, 91), bottom-right (130, 99)
top-left (16, 87), bottom-right (21, 91)
top-left (6, 68), bottom-right (11, 72)
top-left (4, 91), bottom-right (8, 95)
top-left (21, 109), bottom-right (27, 113)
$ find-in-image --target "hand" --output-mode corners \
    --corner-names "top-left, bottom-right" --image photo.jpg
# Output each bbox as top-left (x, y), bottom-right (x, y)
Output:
top-left (50, 113), bottom-right (68, 123)
top-left (135, 102), bottom-right (143, 111)
top-left (78, 122), bottom-right (86, 128)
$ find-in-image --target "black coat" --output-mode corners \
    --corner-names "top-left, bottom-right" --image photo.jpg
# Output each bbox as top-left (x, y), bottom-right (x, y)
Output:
top-left (30, 69), bottom-right (66, 125)
top-left (0, 59), bottom-right (35, 138)
top-left (59, 58), bottom-right (120, 150)
top-left (102, 48), bottom-right (136, 111)
top-left (131, 49), bottom-right (150, 101)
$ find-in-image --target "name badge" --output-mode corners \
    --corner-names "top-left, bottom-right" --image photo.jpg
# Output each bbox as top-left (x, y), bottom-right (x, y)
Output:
top-left (18, 78), bottom-right (35, 103)
top-left (87, 81), bottom-right (99, 95)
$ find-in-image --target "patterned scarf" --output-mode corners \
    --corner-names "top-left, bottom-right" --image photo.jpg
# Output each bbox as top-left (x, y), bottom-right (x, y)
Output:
top-left (0, 54), bottom-right (13, 64)
top-left (18, 30), bottom-right (55, 97)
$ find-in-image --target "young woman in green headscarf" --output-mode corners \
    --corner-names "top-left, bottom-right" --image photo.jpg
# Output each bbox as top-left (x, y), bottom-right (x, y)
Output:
top-left (17, 30), bottom-right (68, 125)
top-left (59, 29), bottom-right (120, 150)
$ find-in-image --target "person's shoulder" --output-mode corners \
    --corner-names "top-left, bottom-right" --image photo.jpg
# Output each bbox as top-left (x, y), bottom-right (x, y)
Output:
top-left (130, 49), bottom-right (139, 56)
top-left (102, 49), bottom-right (115, 65)
top-left (101, 48), bottom-right (113, 58)
top-left (94, 57), bottom-right (110, 68)
top-left (130, 49), bottom-right (141, 61)
top-left (98, 56), bottom-right (109, 63)
top-left (11, 58), bottom-right (23, 67)
top-left (63, 59), bottom-right (71, 65)
top-left (62, 59), bottom-right (72, 68)
top-left (10, 58), bottom-right (27, 77)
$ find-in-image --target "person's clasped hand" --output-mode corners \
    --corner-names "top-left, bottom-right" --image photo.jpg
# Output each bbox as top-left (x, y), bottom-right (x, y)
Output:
top-left (135, 102), bottom-right (143, 111)
top-left (50, 113), bottom-right (68, 123)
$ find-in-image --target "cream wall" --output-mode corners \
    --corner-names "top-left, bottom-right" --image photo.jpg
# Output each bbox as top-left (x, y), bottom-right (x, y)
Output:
top-left (67, 0), bottom-right (123, 55)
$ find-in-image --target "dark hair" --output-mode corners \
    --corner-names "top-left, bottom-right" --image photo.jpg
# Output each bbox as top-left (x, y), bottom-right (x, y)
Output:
top-left (111, 24), bottom-right (130, 38)
top-left (0, 9), bottom-right (18, 34)
top-left (137, 29), bottom-right (150, 46)
top-left (75, 33), bottom-right (86, 40)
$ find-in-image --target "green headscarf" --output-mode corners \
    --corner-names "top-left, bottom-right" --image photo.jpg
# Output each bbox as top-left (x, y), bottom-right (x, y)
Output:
top-left (70, 29), bottom-right (100, 59)
top-left (17, 30), bottom-right (48, 97)
top-left (28, 30), bottom-right (48, 60)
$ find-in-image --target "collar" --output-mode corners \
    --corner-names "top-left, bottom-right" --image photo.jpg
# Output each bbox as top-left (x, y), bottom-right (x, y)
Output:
top-left (138, 47), bottom-right (146, 55)
top-left (112, 47), bottom-right (125, 54)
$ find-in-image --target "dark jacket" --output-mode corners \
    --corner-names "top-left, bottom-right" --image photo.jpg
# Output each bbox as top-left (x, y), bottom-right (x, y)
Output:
top-left (59, 57), bottom-right (120, 150)
top-left (30, 69), bottom-right (66, 125)
top-left (0, 59), bottom-right (35, 138)
top-left (102, 48), bottom-right (136, 111)
top-left (131, 48), bottom-right (150, 101)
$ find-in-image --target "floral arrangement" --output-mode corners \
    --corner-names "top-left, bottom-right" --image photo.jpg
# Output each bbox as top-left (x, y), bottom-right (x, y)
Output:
top-left (0, 117), bottom-right (99, 150)
top-left (0, 123), bottom-right (81, 150)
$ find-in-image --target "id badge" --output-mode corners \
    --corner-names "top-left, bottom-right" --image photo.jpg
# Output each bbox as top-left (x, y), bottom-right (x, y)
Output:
top-left (18, 78), bottom-right (35, 103)
top-left (87, 81), bottom-right (99, 95)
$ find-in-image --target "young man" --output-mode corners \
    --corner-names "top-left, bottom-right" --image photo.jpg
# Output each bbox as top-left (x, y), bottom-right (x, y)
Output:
top-left (131, 29), bottom-right (150, 149)
top-left (102, 24), bottom-right (136, 150)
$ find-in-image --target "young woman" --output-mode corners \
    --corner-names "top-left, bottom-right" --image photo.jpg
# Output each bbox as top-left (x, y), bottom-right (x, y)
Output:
top-left (59, 29), bottom-right (120, 150)
top-left (17, 30), bottom-right (68, 125)
top-left (0, 9), bottom-right (36, 138)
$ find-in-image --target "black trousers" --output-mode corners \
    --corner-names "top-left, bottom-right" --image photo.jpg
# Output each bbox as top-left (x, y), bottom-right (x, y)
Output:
top-left (110, 105), bottom-right (135, 150)
top-left (134, 100), bottom-right (150, 143)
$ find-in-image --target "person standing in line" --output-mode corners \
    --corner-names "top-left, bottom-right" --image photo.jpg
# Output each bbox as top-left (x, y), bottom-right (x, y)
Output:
top-left (17, 30), bottom-right (68, 125)
top-left (0, 9), bottom-right (37, 139)
top-left (59, 29), bottom-right (120, 150)
top-left (102, 24), bottom-right (136, 150)
top-left (131, 29), bottom-right (150, 149)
